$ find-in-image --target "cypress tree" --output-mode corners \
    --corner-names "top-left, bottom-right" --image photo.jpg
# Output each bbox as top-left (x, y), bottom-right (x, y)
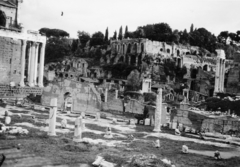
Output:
top-left (118, 26), bottom-right (123, 40)
top-left (190, 24), bottom-right (194, 33)
top-left (113, 31), bottom-right (117, 40)
top-left (124, 26), bottom-right (128, 38)
top-left (104, 27), bottom-right (109, 41)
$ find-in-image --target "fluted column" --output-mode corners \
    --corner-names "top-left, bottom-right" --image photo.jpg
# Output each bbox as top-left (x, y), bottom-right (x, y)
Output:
top-left (20, 40), bottom-right (27, 87)
top-left (33, 43), bottom-right (39, 86)
top-left (214, 58), bottom-right (220, 94)
top-left (38, 42), bottom-right (46, 87)
top-left (219, 59), bottom-right (223, 92)
top-left (29, 42), bottom-right (36, 87)
top-left (221, 60), bottom-right (225, 92)
top-left (27, 43), bottom-right (32, 82)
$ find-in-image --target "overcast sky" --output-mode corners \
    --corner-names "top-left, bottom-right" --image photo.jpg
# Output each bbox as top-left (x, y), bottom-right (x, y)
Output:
top-left (20, 0), bottom-right (240, 38)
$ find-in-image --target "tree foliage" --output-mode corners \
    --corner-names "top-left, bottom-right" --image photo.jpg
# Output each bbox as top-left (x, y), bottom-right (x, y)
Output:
top-left (90, 31), bottom-right (104, 46)
top-left (113, 31), bottom-right (117, 40)
top-left (77, 31), bottom-right (90, 48)
top-left (45, 38), bottom-right (71, 63)
top-left (118, 26), bottom-right (123, 40)
top-left (104, 27), bottom-right (109, 41)
top-left (124, 26), bottom-right (128, 38)
top-left (39, 28), bottom-right (69, 38)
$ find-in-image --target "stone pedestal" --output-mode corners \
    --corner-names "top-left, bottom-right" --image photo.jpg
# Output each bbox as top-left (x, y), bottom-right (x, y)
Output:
top-left (48, 98), bottom-right (57, 136)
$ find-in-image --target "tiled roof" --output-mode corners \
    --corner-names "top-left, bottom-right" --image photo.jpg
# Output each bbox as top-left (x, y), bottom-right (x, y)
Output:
top-left (0, 0), bottom-right (17, 8)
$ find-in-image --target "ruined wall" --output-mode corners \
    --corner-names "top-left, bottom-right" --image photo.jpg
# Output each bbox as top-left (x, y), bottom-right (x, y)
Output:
top-left (0, 36), bottom-right (22, 84)
top-left (41, 79), bottom-right (101, 113)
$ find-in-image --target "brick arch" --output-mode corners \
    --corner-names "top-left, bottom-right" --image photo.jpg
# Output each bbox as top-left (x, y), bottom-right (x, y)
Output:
top-left (0, 10), bottom-right (6, 27)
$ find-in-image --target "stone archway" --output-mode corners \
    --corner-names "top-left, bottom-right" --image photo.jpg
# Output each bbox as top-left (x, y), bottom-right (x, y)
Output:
top-left (0, 10), bottom-right (6, 27)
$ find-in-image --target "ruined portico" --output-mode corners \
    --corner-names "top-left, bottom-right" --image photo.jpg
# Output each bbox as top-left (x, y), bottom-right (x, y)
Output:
top-left (0, 29), bottom-right (46, 87)
top-left (214, 49), bottom-right (226, 94)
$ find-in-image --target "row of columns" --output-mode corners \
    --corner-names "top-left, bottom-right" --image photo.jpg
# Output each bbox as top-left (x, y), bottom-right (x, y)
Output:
top-left (214, 49), bottom-right (226, 94)
top-left (20, 40), bottom-right (46, 87)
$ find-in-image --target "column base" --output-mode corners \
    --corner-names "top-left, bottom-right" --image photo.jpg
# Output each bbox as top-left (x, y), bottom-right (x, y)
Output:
top-left (38, 83), bottom-right (44, 88)
top-left (29, 83), bottom-right (34, 87)
top-left (19, 82), bottom-right (25, 87)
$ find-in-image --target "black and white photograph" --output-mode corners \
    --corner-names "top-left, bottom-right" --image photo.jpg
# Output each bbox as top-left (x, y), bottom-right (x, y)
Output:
top-left (0, 0), bottom-right (240, 166)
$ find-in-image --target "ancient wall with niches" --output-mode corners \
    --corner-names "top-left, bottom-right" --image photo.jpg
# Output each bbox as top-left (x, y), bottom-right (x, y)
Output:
top-left (0, 36), bottom-right (22, 84)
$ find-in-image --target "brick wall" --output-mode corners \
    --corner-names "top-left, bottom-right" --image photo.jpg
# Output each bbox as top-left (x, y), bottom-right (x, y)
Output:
top-left (0, 36), bottom-right (22, 85)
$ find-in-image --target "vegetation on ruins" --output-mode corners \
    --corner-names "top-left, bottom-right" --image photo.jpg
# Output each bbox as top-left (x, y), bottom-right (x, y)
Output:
top-left (205, 93), bottom-right (240, 115)
top-left (126, 69), bottom-right (142, 91)
top-left (77, 31), bottom-right (90, 48)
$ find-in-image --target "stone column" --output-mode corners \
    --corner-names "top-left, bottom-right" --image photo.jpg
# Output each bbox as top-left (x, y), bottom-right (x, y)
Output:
top-left (219, 59), bottom-right (222, 92)
top-left (38, 42), bottom-right (46, 87)
top-left (153, 88), bottom-right (162, 132)
top-left (29, 42), bottom-right (36, 87)
top-left (27, 43), bottom-right (32, 82)
top-left (33, 43), bottom-right (39, 86)
top-left (104, 88), bottom-right (108, 102)
top-left (222, 60), bottom-right (225, 92)
top-left (20, 40), bottom-right (27, 87)
top-left (48, 98), bottom-right (57, 136)
top-left (214, 58), bottom-right (220, 94)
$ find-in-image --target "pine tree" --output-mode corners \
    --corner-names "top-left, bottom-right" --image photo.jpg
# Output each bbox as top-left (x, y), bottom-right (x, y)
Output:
top-left (113, 31), bottom-right (117, 40)
top-left (104, 27), bottom-right (109, 41)
top-left (190, 24), bottom-right (194, 33)
top-left (118, 26), bottom-right (123, 40)
top-left (124, 26), bottom-right (128, 38)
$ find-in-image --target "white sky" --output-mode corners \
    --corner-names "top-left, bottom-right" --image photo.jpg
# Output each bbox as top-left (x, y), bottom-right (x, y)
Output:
top-left (20, 0), bottom-right (240, 38)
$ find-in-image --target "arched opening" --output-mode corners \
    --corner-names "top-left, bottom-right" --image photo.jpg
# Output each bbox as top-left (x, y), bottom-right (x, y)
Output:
top-left (0, 10), bottom-right (6, 27)
top-left (203, 64), bottom-right (208, 71)
top-left (130, 55), bottom-right (136, 65)
top-left (160, 48), bottom-right (163, 52)
top-left (65, 74), bottom-right (68, 78)
top-left (127, 44), bottom-right (131, 53)
top-left (141, 43), bottom-right (144, 53)
top-left (122, 44), bottom-right (125, 54)
top-left (177, 50), bottom-right (180, 56)
top-left (138, 54), bottom-right (142, 66)
top-left (186, 52), bottom-right (190, 55)
top-left (177, 58), bottom-right (181, 68)
top-left (118, 56), bottom-right (124, 63)
top-left (167, 49), bottom-right (170, 54)
top-left (64, 92), bottom-right (71, 100)
top-left (134, 43), bottom-right (137, 54)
